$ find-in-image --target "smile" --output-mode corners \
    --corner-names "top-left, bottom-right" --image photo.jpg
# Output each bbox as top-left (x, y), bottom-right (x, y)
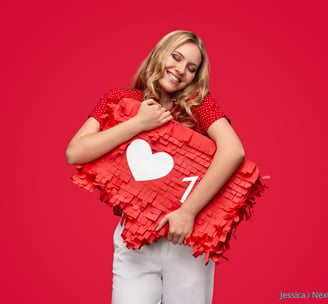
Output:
top-left (167, 71), bottom-right (181, 83)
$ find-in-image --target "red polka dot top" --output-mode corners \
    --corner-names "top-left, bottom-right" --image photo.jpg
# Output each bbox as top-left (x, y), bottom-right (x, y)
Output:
top-left (89, 88), bottom-right (227, 135)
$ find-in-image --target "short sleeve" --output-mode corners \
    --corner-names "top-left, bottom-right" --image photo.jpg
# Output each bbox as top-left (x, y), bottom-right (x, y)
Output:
top-left (89, 88), bottom-right (143, 126)
top-left (192, 92), bottom-right (227, 134)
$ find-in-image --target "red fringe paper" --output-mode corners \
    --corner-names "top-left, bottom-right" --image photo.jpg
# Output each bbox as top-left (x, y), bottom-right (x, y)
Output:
top-left (72, 98), bottom-right (266, 264)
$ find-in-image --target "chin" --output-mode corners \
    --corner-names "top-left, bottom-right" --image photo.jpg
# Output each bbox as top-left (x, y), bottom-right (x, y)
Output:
top-left (159, 81), bottom-right (179, 95)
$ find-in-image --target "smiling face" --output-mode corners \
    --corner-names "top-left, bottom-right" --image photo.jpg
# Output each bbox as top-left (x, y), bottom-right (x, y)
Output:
top-left (158, 42), bottom-right (202, 96)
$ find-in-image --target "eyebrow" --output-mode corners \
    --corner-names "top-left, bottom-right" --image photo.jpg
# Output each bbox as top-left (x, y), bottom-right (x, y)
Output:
top-left (173, 51), bottom-right (200, 68)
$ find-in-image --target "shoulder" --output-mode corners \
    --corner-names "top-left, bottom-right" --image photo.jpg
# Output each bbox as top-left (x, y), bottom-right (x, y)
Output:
top-left (192, 91), bottom-right (227, 134)
top-left (89, 87), bottom-right (143, 126)
top-left (100, 87), bottom-right (143, 104)
top-left (192, 91), bottom-right (224, 115)
top-left (195, 92), bottom-right (217, 108)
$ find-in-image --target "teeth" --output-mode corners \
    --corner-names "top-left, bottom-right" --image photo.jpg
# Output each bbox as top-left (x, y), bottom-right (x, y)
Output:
top-left (168, 72), bottom-right (180, 82)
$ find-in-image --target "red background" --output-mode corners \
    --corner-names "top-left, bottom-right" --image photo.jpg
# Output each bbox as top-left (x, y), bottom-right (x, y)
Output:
top-left (1, 0), bottom-right (327, 303)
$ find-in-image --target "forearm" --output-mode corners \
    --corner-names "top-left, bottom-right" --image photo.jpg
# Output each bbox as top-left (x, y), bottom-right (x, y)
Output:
top-left (66, 117), bottom-right (142, 165)
top-left (180, 146), bottom-right (245, 217)
top-left (156, 143), bottom-right (245, 243)
top-left (66, 99), bottom-right (173, 165)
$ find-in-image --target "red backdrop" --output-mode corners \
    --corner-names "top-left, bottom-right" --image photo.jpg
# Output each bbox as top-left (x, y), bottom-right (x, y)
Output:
top-left (1, 0), bottom-right (327, 303)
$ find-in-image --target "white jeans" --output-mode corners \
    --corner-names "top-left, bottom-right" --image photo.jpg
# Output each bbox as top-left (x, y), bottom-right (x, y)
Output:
top-left (111, 222), bottom-right (215, 304)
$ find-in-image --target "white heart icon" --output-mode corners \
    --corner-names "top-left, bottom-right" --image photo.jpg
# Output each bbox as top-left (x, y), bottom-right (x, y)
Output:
top-left (126, 139), bottom-right (174, 181)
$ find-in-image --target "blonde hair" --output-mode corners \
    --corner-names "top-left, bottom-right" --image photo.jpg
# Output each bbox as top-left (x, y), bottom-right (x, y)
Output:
top-left (132, 30), bottom-right (210, 128)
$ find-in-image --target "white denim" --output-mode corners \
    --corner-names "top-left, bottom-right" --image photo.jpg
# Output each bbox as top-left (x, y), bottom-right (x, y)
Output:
top-left (111, 222), bottom-right (215, 304)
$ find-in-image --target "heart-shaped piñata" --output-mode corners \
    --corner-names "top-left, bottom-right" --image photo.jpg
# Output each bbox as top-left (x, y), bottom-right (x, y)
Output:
top-left (72, 98), bottom-right (266, 264)
top-left (126, 139), bottom-right (174, 181)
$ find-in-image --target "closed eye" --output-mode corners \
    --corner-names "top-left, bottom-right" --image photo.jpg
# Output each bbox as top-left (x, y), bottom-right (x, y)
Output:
top-left (172, 52), bottom-right (198, 73)
top-left (172, 53), bottom-right (181, 62)
top-left (188, 65), bottom-right (197, 73)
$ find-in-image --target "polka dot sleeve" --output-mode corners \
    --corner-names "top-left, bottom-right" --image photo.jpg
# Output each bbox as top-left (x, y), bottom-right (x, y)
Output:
top-left (192, 92), bottom-right (227, 134)
top-left (89, 88), bottom-right (143, 126)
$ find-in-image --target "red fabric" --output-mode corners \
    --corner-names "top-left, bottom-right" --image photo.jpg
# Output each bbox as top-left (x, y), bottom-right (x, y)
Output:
top-left (89, 88), bottom-right (226, 134)
top-left (192, 92), bottom-right (226, 133)
top-left (89, 88), bottom-right (143, 127)
top-left (73, 98), bottom-right (266, 264)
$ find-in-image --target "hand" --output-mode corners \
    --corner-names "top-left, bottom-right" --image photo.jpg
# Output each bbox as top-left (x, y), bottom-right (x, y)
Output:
top-left (156, 207), bottom-right (195, 245)
top-left (135, 99), bottom-right (173, 131)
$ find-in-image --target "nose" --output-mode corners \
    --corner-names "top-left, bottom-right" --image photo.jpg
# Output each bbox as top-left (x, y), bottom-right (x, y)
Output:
top-left (175, 63), bottom-right (186, 75)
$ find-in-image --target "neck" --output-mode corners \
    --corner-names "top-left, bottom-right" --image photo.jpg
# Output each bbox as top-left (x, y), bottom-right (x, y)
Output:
top-left (159, 89), bottom-right (173, 110)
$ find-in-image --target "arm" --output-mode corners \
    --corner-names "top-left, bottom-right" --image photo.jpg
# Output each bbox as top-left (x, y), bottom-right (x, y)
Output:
top-left (66, 99), bottom-right (173, 165)
top-left (156, 117), bottom-right (245, 244)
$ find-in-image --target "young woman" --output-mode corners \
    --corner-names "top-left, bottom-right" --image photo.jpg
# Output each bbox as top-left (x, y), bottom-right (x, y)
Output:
top-left (66, 30), bottom-right (245, 304)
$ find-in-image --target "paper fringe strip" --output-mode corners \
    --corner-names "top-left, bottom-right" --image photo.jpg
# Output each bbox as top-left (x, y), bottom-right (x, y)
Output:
top-left (72, 98), bottom-right (267, 264)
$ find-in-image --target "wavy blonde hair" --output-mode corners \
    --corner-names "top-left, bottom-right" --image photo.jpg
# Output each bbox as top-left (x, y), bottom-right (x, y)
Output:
top-left (132, 30), bottom-right (210, 128)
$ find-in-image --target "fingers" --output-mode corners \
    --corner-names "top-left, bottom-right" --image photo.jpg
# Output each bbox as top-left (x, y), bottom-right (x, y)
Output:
top-left (167, 224), bottom-right (190, 245)
top-left (167, 231), bottom-right (187, 245)
top-left (143, 99), bottom-right (172, 114)
top-left (143, 98), bottom-right (158, 106)
top-left (154, 104), bottom-right (171, 118)
top-left (141, 100), bottom-right (172, 115)
top-left (161, 111), bottom-right (173, 123)
top-left (157, 216), bottom-right (187, 245)
top-left (156, 215), bottom-right (168, 231)
top-left (156, 208), bottom-right (195, 245)
top-left (139, 99), bottom-right (161, 113)
top-left (159, 105), bottom-right (167, 115)
top-left (135, 98), bottom-right (174, 131)
top-left (184, 233), bottom-right (191, 245)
